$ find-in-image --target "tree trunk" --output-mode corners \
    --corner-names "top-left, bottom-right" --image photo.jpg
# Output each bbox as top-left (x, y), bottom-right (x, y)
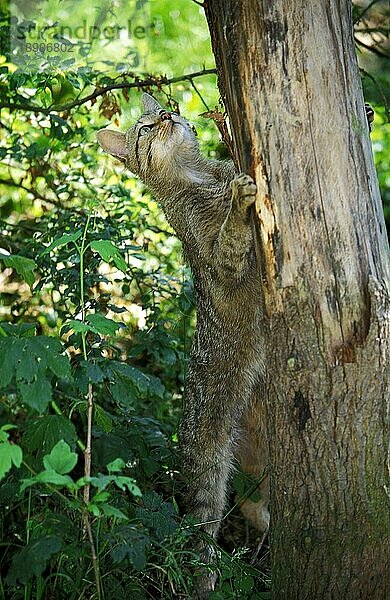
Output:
top-left (204, 1), bottom-right (390, 598)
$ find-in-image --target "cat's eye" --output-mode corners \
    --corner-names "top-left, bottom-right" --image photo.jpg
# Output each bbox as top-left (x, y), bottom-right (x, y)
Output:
top-left (139, 124), bottom-right (154, 136)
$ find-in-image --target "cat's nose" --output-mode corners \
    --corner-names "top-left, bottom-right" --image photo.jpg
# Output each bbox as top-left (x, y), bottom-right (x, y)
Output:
top-left (159, 110), bottom-right (172, 121)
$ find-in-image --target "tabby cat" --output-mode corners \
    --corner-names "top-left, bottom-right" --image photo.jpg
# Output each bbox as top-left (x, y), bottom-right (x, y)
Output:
top-left (98, 92), bottom-right (269, 596)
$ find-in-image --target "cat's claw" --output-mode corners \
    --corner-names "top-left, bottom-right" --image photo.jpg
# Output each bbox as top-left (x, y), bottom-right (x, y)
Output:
top-left (231, 174), bottom-right (257, 208)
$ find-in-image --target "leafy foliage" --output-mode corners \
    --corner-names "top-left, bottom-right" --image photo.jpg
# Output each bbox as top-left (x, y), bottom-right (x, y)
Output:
top-left (7, 536), bottom-right (63, 586)
top-left (0, 326), bottom-right (71, 411)
top-left (0, 426), bottom-right (23, 479)
top-left (0, 0), bottom-right (388, 598)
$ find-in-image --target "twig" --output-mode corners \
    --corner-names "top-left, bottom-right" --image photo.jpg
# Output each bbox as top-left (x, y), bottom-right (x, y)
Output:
top-left (355, 36), bottom-right (390, 59)
top-left (355, 27), bottom-right (390, 35)
top-left (251, 525), bottom-right (269, 564)
top-left (76, 211), bottom-right (101, 599)
top-left (200, 109), bottom-right (237, 165)
top-left (1, 68), bottom-right (217, 115)
top-left (83, 512), bottom-right (102, 600)
top-left (83, 382), bottom-right (93, 504)
top-left (82, 344), bottom-right (101, 600)
top-left (353, 0), bottom-right (382, 24)
top-left (0, 177), bottom-right (78, 210)
top-left (189, 78), bottom-right (210, 111)
top-left (359, 68), bottom-right (390, 119)
top-left (0, 177), bottom-right (53, 204)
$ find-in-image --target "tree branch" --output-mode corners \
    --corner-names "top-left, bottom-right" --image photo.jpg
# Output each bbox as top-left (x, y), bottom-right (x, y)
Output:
top-left (355, 36), bottom-right (390, 59)
top-left (0, 177), bottom-right (98, 211)
top-left (353, 0), bottom-right (383, 24)
top-left (0, 177), bottom-right (53, 204)
top-left (0, 68), bottom-right (217, 115)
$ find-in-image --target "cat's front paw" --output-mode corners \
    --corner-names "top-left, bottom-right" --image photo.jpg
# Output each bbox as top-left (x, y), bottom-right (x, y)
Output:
top-left (231, 173), bottom-right (257, 208)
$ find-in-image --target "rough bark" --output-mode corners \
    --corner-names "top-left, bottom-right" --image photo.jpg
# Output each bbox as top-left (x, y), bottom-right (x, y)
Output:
top-left (204, 1), bottom-right (390, 598)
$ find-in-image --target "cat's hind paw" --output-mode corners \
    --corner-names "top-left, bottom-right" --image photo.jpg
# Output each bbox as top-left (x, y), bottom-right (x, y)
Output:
top-left (231, 173), bottom-right (257, 209)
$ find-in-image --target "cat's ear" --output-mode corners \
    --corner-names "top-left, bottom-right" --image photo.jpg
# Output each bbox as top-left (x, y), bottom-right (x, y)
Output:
top-left (97, 129), bottom-right (128, 160)
top-left (142, 92), bottom-right (163, 114)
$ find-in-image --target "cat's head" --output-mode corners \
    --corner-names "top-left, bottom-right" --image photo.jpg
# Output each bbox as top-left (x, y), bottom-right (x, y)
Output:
top-left (97, 93), bottom-right (200, 181)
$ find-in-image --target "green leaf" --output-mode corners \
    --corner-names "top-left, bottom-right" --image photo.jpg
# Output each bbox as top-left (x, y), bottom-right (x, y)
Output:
top-left (0, 441), bottom-right (23, 480)
top-left (31, 337), bottom-right (71, 380)
top-left (0, 425), bottom-right (17, 440)
top-left (15, 342), bottom-right (38, 382)
top-left (23, 415), bottom-right (77, 459)
top-left (100, 504), bottom-right (128, 520)
top-left (0, 335), bottom-right (71, 411)
top-left (20, 373), bottom-right (52, 412)
top-left (86, 313), bottom-right (123, 336)
top-left (108, 525), bottom-right (149, 571)
top-left (92, 490), bottom-right (111, 503)
top-left (84, 361), bottom-right (105, 383)
top-left (65, 319), bottom-right (92, 334)
top-left (89, 474), bottom-right (114, 490)
top-left (6, 536), bottom-right (62, 585)
top-left (94, 403), bottom-right (114, 433)
top-left (107, 458), bottom-right (126, 473)
top-left (145, 375), bottom-right (165, 399)
top-left (0, 338), bottom-right (23, 387)
top-left (86, 472), bottom-right (141, 497)
top-left (141, 490), bottom-right (163, 511)
top-left (90, 240), bottom-right (127, 272)
top-left (40, 231), bottom-right (82, 255)
top-left (88, 503), bottom-right (101, 517)
top-left (236, 575), bottom-right (255, 593)
top-left (111, 362), bottom-right (165, 399)
top-left (92, 432), bottom-right (133, 467)
top-left (64, 316), bottom-right (122, 337)
top-left (43, 440), bottom-right (78, 474)
top-left (21, 470), bottom-right (75, 492)
top-left (136, 492), bottom-right (178, 540)
top-left (110, 376), bottom-right (136, 408)
top-left (1, 254), bottom-right (37, 288)
top-left (114, 476), bottom-right (142, 497)
top-left (112, 362), bottom-right (149, 391)
top-left (0, 322), bottom-right (36, 338)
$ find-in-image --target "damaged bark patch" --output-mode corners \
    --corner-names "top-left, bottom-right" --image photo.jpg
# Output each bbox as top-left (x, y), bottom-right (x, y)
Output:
top-left (293, 390), bottom-right (312, 431)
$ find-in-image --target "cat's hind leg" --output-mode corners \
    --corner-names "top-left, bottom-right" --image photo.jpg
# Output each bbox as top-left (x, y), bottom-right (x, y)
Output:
top-left (235, 390), bottom-right (270, 534)
top-left (179, 368), bottom-right (239, 597)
